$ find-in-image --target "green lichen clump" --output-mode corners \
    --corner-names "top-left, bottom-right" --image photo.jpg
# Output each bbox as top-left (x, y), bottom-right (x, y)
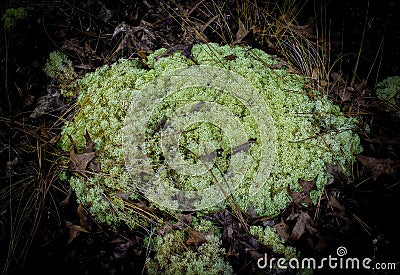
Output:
top-left (146, 230), bottom-right (233, 275)
top-left (2, 7), bottom-right (27, 31)
top-left (250, 225), bottom-right (297, 259)
top-left (44, 51), bottom-right (77, 84)
top-left (376, 76), bottom-right (400, 116)
top-left (59, 43), bottom-right (362, 227)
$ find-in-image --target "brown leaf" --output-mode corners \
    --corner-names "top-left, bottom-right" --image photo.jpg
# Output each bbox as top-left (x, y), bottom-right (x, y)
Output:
top-left (287, 179), bottom-right (317, 208)
top-left (88, 161), bottom-right (101, 172)
top-left (157, 222), bottom-right (173, 236)
top-left (246, 203), bottom-right (258, 218)
top-left (113, 240), bottom-right (133, 260)
top-left (234, 19), bottom-right (251, 44)
top-left (338, 88), bottom-right (352, 102)
top-left (66, 221), bottom-right (90, 244)
top-left (357, 155), bottom-right (399, 180)
top-left (186, 228), bottom-right (211, 246)
top-left (325, 195), bottom-right (353, 232)
top-left (355, 80), bottom-right (367, 93)
top-left (84, 130), bottom-right (96, 153)
top-left (300, 179), bottom-right (317, 193)
top-left (290, 211), bottom-right (312, 241)
top-left (327, 195), bottom-right (345, 213)
top-left (68, 134), bottom-right (78, 151)
top-left (69, 147), bottom-right (95, 175)
top-left (77, 203), bottom-right (91, 232)
top-left (224, 54), bottom-right (237, 61)
top-left (59, 188), bottom-right (73, 207)
top-left (274, 218), bottom-right (290, 241)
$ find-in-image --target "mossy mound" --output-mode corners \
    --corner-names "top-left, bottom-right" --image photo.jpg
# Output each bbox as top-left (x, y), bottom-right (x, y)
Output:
top-left (376, 76), bottom-right (400, 116)
top-left (59, 43), bottom-right (362, 228)
top-left (146, 230), bottom-right (233, 275)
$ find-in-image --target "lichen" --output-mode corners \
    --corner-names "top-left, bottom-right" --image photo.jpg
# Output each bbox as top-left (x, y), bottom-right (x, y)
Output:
top-left (376, 76), bottom-right (400, 116)
top-left (250, 225), bottom-right (297, 259)
top-left (43, 51), bottom-right (79, 98)
top-left (2, 7), bottom-right (27, 31)
top-left (146, 230), bottom-right (233, 275)
top-left (59, 43), bottom-right (362, 227)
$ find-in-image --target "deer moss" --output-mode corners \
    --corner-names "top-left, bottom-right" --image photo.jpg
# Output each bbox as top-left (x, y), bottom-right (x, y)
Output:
top-left (59, 43), bottom-right (362, 227)
top-left (376, 76), bottom-right (400, 116)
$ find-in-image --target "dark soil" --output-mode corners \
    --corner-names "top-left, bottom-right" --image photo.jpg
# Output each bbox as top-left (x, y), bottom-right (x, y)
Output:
top-left (1, 0), bottom-right (399, 274)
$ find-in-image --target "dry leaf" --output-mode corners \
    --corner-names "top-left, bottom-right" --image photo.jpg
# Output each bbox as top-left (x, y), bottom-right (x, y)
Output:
top-left (287, 179), bottom-right (317, 208)
top-left (290, 211), bottom-right (312, 241)
top-left (66, 221), bottom-right (90, 244)
top-left (234, 19), bottom-right (251, 44)
top-left (339, 88), bottom-right (352, 102)
top-left (68, 132), bottom-right (100, 175)
top-left (84, 130), bottom-right (96, 153)
top-left (357, 155), bottom-right (399, 180)
top-left (224, 54), bottom-right (237, 61)
top-left (186, 228), bottom-right (211, 246)
top-left (77, 203), bottom-right (91, 232)
top-left (69, 147), bottom-right (95, 175)
top-left (274, 218), bottom-right (290, 241)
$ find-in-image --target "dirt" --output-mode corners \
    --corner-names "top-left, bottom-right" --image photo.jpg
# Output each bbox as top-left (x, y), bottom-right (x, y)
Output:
top-left (1, 0), bottom-right (399, 274)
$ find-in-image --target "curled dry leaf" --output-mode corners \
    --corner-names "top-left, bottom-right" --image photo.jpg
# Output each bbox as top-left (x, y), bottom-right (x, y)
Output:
top-left (68, 131), bottom-right (100, 175)
top-left (65, 221), bottom-right (90, 244)
top-left (68, 148), bottom-right (95, 175)
top-left (77, 203), bottom-right (91, 232)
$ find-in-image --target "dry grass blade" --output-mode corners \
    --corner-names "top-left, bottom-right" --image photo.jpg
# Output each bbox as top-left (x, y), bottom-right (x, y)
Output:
top-left (0, 119), bottom-right (67, 274)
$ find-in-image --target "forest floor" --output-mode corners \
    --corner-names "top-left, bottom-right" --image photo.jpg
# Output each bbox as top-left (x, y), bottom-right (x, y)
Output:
top-left (1, 0), bottom-right (399, 274)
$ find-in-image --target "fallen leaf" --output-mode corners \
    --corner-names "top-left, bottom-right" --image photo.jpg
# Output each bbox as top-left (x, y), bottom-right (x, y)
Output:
top-left (88, 161), bottom-right (101, 172)
top-left (68, 132), bottom-right (100, 175)
top-left (287, 179), bottom-right (317, 208)
top-left (246, 203), bottom-right (258, 218)
top-left (66, 221), bottom-right (90, 244)
top-left (113, 240), bottom-right (133, 260)
top-left (274, 218), bottom-right (290, 241)
top-left (234, 19), bottom-right (252, 44)
top-left (357, 155), bottom-right (399, 180)
top-left (84, 130), bottom-right (96, 153)
top-left (338, 88), bottom-right (352, 102)
top-left (77, 203), bottom-right (91, 232)
top-left (325, 195), bottom-right (354, 232)
top-left (69, 147), bottom-right (95, 175)
top-left (224, 54), bottom-right (237, 61)
top-left (186, 228), bottom-right (211, 246)
top-left (290, 211), bottom-right (312, 241)
top-left (59, 188), bottom-right (73, 207)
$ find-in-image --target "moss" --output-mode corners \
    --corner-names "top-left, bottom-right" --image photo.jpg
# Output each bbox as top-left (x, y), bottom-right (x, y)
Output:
top-left (43, 51), bottom-right (79, 98)
top-left (59, 43), bottom-right (362, 227)
top-left (2, 7), bottom-right (27, 31)
top-left (44, 51), bottom-right (77, 83)
top-left (250, 225), bottom-right (297, 259)
top-left (146, 230), bottom-right (233, 275)
top-left (376, 76), bottom-right (400, 116)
